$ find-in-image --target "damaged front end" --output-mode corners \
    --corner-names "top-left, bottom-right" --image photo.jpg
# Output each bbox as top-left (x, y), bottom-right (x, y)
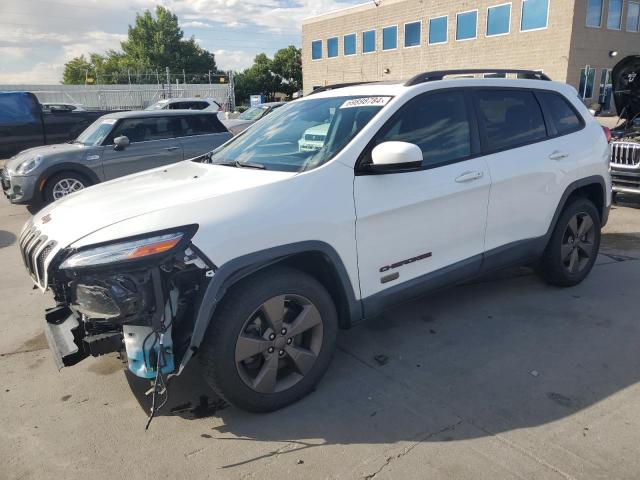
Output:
top-left (26, 225), bottom-right (214, 380)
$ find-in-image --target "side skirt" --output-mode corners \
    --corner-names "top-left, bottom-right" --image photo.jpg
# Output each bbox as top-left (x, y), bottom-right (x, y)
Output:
top-left (360, 236), bottom-right (548, 321)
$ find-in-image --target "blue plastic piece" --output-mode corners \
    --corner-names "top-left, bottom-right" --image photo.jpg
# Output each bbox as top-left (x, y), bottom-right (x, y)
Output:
top-left (123, 325), bottom-right (174, 379)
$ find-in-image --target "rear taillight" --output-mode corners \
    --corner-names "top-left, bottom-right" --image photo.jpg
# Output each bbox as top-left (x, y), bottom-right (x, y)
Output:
top-left (602, 126), bottom-right (612, 143)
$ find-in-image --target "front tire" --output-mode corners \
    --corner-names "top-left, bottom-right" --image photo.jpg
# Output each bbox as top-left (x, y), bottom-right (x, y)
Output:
top-left (44, 172), bottom-right (90, 204)
top-left (198, 267), bottom-right (338, 412)
top-left (539, 197), bottom-right (601, 287)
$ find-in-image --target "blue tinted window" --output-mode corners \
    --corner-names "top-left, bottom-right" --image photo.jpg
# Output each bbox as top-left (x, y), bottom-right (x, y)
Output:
top-left (327, 37), bottom-right (338, 57)
top-left (586, 0), bottom-right (603, 27)
top-left (487, 4), bottom-right (511, 36)
top-left (628, 1), bottom-right (640, 32)
top-left (521, 0), bottom-right (548, 31)
top-left (579, 67), bottom-right (597, 99)
top-left (311, 40), bottom-right (322, 60)
top-left (383, 26), bottom-right (397, 50)
top-left (0, 93), bottom-right (38, 123)
top-left (404, 21), bottom-right (421, 47)
top-left (344, 33), bottom-right (356, 55)
top-left (362, 30), bottom-right (376, 53)
top-left (456, 11), bottom-right (477, 40)
top-left (607, 0), bottom-right (623, 29)
top-left (429, 16), bottom-right (448, 44)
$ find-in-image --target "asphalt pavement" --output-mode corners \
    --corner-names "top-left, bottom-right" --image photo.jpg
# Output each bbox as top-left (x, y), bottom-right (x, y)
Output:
top-left (1, 192), bottom-right (640, 479)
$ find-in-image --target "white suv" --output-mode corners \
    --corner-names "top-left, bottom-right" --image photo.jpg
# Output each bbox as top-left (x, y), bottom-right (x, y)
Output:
top-left (20, 70), bottom-right (611, 414)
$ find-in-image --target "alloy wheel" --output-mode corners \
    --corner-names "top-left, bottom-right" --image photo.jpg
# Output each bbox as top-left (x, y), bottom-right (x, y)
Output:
top-left (561, 212), bottom-right (596, 274)
top-left (234, 294), bottom-right (324, 393)
top-left (52, 178), bottom-right (85, 200)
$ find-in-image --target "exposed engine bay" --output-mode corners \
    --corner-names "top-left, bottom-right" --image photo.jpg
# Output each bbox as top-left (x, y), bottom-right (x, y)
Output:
top-left (610, 56), bottom-right (640, 195)
top-left (28, 226), bottom-right (214, 425)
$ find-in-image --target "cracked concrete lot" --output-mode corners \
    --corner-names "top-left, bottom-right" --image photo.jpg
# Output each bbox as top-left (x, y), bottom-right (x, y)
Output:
top-left (2, 192), bottom-right (640, 480)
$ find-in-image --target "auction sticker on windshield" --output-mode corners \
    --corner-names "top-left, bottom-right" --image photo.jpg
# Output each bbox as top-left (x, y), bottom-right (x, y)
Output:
top-left (340, 97), bottom-right (391, 109)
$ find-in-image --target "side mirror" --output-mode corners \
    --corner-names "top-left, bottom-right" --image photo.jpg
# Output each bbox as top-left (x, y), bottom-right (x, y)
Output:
top-left (113, 136), bottom-right (130, 150)
top-left (366, 141), bottom-right (423, 173)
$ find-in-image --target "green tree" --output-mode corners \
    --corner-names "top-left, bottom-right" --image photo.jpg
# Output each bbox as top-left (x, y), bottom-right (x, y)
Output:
top-left (62, 6), bottom-right (217, 84)
top-left (271, 46), bottom-right (302, 96)
top-left (62, 55), bottom-right (92, 84)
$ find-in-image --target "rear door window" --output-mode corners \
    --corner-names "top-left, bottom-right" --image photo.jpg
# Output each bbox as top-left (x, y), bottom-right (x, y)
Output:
top-left (0, 93), bottom-right (39, 123)
top-left (475, 89), bottom-right (547, 151)
top-left (110, 116), bottom-right (178, 143)
top-left (170, 101), bottom-right (208, 110)
top-left (372, 91), bottom-right (472, 168)
top-left (537, 92), bottom-right (583, 136)
top-left (180, 114), bottom-right (227, 136)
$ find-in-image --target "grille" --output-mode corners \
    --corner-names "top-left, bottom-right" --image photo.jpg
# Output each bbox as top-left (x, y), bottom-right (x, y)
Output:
top-left (304, 134), bottom-right (325, 142)
top-left (19, 225), bottom-right (56, 288)
top-left (611, 142), bottom-right (640, 167)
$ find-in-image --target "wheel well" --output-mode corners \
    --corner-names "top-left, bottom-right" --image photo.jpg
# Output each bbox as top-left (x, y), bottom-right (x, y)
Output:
top-left (567, 182), bottom-right (605, 221)
top-left (40, 169), bottom-right (93, 194)
top-left (276, 252), bottom-right (354, 329)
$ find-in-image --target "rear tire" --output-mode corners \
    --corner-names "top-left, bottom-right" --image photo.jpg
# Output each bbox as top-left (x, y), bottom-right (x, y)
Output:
top-left (43, 172), bottom-right (91, 204)
top-left (539, 197), bottom-right (601, 287)
top-left (198, 266), bottom-right (338, 412)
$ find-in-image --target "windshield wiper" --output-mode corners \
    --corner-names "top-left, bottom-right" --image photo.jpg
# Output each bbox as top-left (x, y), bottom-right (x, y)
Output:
top-left (217, 160), bottom-right (265, 170)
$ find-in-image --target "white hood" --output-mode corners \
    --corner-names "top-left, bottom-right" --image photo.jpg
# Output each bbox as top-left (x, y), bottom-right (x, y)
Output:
top-left (22, 160), bottom-right (294, 288)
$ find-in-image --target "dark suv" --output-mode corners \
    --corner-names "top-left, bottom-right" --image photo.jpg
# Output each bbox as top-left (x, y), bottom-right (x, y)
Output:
top-left (610, 55), bottom-right (640, 198)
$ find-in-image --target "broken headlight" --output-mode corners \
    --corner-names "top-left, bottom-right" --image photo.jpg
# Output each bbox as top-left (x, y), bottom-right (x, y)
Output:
top-left (59, 227), bottom-right (196, 269)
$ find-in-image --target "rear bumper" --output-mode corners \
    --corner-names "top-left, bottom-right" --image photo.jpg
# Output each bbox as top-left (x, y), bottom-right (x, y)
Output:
top-left (1, 169), bottom-right (38, 204)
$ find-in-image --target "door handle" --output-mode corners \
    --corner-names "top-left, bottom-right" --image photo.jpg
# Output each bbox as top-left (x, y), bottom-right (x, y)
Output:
top-left (455, 171), bottom-right (484, 183)
top-left (549, 151), bottom-right (569, 160)
top-left (163, 146), bottom-right (180, 151)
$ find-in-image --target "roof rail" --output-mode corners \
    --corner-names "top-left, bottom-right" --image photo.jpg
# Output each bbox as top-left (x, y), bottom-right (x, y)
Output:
top-left (405, 69), bottom-right (551, 86)
top-left (307, 81), bottom-right (377, 96)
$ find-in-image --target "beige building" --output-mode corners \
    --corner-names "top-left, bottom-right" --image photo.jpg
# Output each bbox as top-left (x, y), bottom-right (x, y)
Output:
top-left (302, 0), bottom-right (640, 112)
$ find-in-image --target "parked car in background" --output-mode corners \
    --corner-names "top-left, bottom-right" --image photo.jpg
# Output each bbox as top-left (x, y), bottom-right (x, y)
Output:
top-left (298, 123), bottom-right (329, 152)
top-left (145, 97), bottom-right (223, 112)
top-left (609, 55), bottom-right (640, 199)
top-left (223, 102), bottom-right (285, 135)
top-left (1, 110), bottom-right (231, 205)
top-left (42, 103), bottom-right (87, 112)
top-left (23, 70), bottom-right (610, 414)
top-left (0, 92), bottom-right (115, 158)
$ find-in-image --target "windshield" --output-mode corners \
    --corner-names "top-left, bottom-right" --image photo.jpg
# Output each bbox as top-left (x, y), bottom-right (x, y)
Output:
top-left (238, 106), bottom-right (268, 121)
top-left (145, 100), bottom-right (169, 111)
top-left (206, 95), bottom-right (390, 172)
top-left (75, 117), bottom-right (117, 146)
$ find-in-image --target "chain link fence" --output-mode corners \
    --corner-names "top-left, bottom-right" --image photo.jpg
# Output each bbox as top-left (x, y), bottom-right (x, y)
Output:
top-left (0, 74), bottom-right (235, 112)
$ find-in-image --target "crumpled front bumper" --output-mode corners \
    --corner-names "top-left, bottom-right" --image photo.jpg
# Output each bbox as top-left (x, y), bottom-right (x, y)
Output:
top-left (43, 307), bottom-right (88, 369)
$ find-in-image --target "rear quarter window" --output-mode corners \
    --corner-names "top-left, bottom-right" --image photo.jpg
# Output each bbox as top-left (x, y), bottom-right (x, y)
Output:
top-left (180, 114), bottom-right (228, 136)
top-left (475, 89), bottom-right (547, 152)
top-left (537, 92), bottom-right (583, 136)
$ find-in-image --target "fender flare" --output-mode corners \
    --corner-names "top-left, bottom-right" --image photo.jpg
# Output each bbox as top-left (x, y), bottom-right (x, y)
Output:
top-left (545, 175), bottom-right (609, 241)
top-left (36, 163), bottom-right (101, 195)
top-left (179, 241), bottom-right (362, 371)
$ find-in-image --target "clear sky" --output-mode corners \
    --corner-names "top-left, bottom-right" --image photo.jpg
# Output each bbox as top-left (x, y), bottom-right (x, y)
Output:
top-left (0, 0), bottom-right (360, 84)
